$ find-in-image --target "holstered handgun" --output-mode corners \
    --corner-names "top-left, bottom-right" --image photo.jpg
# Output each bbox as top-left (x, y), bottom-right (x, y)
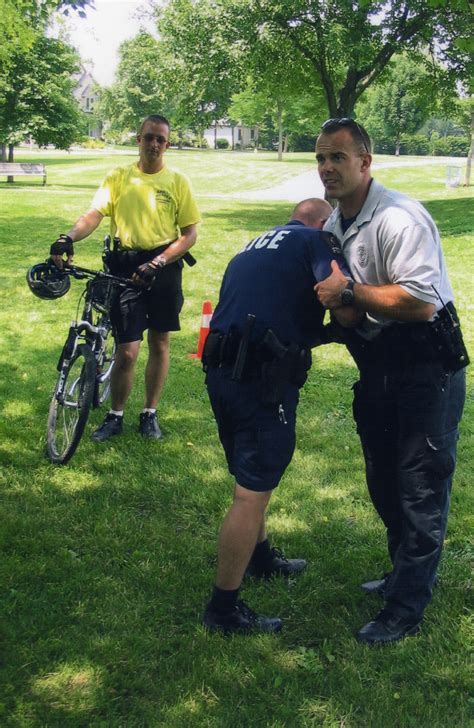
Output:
top-left (260, 329), bottom-right (310, 403)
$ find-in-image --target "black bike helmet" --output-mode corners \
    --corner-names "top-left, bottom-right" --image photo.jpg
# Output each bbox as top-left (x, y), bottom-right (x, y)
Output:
top-left (26, 262), bottom-right (71, 300)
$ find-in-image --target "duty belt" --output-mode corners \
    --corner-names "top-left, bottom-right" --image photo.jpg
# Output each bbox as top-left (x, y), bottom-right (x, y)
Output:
top-left (202, 325), bottom-right (312, 402)
top-left (340, 302), bottom-right (469, 374)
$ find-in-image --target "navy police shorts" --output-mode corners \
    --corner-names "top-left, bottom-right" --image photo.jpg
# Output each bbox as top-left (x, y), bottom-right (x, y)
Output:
top-left (110, 249), bottom-right (184, 344)
top-left (206, 366), bottom-right (299, 492)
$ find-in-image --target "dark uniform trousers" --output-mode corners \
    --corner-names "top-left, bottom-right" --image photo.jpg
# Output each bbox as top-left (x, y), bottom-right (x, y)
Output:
top-left (353, 355), bottom-right (466, 620)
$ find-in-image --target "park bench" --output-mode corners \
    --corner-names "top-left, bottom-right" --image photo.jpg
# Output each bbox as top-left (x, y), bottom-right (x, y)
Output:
top-left (0, 162), bottom-right (46, 185)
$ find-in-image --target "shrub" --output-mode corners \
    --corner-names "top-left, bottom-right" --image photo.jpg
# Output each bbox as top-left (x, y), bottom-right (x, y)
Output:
top-left (399, 135), bottom-right (430, 156)
top-left (288, 133), bottom-right (315, 152)
top-left (372, 138), bottom-right (396, 154)
top-left (430, 135), bottom-right (469, 157)
top-left (216, 138), bottom-right (230, 149)
top-left (80, 137), bottom-right (106, 149)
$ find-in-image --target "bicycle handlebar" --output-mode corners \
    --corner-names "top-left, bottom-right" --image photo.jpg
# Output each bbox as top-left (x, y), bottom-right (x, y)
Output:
top-left (63, 264), bottom-right (135, 288)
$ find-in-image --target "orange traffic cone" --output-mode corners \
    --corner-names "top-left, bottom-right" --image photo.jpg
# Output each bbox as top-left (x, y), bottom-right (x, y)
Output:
top-left (190, 300), bottom-right (213, 359)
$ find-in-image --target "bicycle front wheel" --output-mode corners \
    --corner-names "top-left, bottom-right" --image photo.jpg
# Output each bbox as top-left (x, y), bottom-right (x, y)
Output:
top-left (47, 344), bottom-right (95, 464)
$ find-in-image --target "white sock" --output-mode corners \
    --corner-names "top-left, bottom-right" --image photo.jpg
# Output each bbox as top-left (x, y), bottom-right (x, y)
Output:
top-left (109, 409), bottom-right (124, 417)
top-left (142, 408), bottom-right (156, 414)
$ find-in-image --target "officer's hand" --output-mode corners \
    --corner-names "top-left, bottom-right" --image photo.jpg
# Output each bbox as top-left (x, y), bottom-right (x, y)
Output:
top-left (314, 260), bottom-right (347, 309)
top-left (50, 234), bottom-right (74, 270)
top-left (132, 261), bottom-right (160, 287)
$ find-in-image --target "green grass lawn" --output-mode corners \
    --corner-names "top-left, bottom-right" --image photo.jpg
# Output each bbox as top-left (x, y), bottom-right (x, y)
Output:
top-left (0, 151), bottom-right (472, 727)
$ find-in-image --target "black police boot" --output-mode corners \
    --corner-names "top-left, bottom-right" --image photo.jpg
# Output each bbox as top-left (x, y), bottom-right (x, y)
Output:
top-left (92, 413), bottom-right (123, 443)
top-left (361, 573), bottom-right (438, 596)
top-left (203, 600), bottom-right (282, 635)
top-left (139, 412), bottom-right (162, 439)
top-left (356, 608), bottom-right (421, 645)
top-left (360, 573), bottom-right (391, 596)
top-left (246, 546), bottom-right (307, 579)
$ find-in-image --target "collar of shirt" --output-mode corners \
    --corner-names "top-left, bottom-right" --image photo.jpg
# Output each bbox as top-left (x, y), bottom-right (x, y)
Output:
top-left (286, 220), bottom-right (305, 227)
top-left (324, 178), bottom-right (385, 240)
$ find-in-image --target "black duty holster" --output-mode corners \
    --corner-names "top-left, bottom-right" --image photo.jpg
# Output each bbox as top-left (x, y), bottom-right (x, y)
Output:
top-left (334, 302), bottom-right (469, 374)
top-left (202, 324), bottom-right (312, 404)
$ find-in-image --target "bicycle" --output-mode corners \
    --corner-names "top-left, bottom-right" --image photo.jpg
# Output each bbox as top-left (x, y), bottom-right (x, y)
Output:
top-left (28, 252), bottom-right (134, 464)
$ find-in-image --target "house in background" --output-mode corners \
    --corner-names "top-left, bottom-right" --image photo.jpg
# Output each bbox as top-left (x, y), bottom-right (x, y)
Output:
top-left (73, 66), bottom-right (102, 139)
top-left (204, 122), bottom-right (255, 149)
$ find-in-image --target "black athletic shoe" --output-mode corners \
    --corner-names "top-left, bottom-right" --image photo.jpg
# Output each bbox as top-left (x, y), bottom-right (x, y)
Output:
top-left (139, 412), bottom-right (162, 439)
top-left (356, 608), bottom-right (421, 645)
top-left (203, 600), bottom-right (282, 635)
top-left (91, 413), bottom-right (123, 443)
top-left (246, 547), bottom-right (307, 579)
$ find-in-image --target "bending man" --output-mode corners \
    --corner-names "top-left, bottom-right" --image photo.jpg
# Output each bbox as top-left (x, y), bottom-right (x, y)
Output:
top-left (202, 198), bottom-right (360, 635)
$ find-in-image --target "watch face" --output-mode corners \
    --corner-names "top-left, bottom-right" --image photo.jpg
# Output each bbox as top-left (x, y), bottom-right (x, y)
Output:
top-left (341, 287), bottom-right (354, 305)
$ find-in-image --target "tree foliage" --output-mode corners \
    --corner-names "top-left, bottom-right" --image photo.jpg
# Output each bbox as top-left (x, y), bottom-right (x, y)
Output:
top-left (155, 0), bottom-right (242, 135)
top-left (358, 54), bottom-right (440, 153)
top-left (159, 0), bottom-right (473, 118)
top-left (0, 33), bottom-right (84, 158)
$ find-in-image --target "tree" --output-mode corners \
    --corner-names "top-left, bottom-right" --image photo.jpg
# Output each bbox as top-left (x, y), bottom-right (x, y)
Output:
top-left (0, 0), bottom-right (93, 72)
top-left (98, 31), bottom-right (201, 145)
top-left (456, 96), bottom-right (474, 186)
top-left (0, 33), bottom-right (84, 163)
top-left (160, 0), bottom-right (472, 120)
top-left (358, 54), bottom-right (439, 154)
top-left (154, 0), bottom-right (243, 139)
top-left (99, 33), bottom-right (170, 137)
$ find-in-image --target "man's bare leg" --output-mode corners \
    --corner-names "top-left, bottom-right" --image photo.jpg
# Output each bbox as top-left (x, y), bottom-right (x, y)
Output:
top-left (144, 330), bottom-right (170, 409)
top-left (204, 484), bottom-right (282, 633)
top-left (110, 340), bottom-right (141, 411)
top-left (216, 485), bottom-right (272, 590)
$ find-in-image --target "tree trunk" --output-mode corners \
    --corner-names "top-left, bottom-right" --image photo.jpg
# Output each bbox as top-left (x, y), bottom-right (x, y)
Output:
top-left (464, 109), bottom-right (473, 187)
top-left (283, 134), bottom-right (288, 154)
top-left (1, 143), bottom-right (6, 161)
top-left (277, 100), bottom-right (283, 161)
top-left (7, 143), bottom-right (14, 183)
top-left (214, 121), bottom-right (217, 150)
top-left (231, 126), bottom-right (235, 151)
top-left (395, 134), bottom-right (400, 156)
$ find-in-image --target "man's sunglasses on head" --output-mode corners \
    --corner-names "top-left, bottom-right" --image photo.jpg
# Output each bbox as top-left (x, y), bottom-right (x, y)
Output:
top-left (321, 118), bottom-right (370, 154)
top-left (142, 133), bottom-right (168, 144)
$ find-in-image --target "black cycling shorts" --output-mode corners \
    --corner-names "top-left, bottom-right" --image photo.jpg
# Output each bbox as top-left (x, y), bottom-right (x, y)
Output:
top-left (206, 366), bottom-right (299, 492)
top-left (110, 248), bottom-right (184, 344)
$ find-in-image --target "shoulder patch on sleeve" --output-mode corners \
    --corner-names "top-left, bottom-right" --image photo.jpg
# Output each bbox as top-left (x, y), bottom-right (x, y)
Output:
top-left (320, 231), bottom-right (343, 255)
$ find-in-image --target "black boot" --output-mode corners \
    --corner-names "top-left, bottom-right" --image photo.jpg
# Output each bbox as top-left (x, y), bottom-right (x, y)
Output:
top-left (247, 544), bottom-right (307, 580)
top-left (203, 600), bottom-right (282, 635)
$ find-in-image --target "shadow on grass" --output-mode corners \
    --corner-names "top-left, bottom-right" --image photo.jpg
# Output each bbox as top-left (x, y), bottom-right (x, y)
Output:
top-left (421, 197), bottom-right (474, 236)
top-left (1, 191), bottom-right (472, 725)
top-left (1, 323), bottom-right (472, 725)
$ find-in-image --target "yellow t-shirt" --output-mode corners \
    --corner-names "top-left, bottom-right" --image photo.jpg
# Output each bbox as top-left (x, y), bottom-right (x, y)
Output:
top-left (91, 163), bottom-right (201, 250)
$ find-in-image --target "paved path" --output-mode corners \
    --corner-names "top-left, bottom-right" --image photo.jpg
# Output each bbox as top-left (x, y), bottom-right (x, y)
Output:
top-left (228, 156), bottom-right (465, 202)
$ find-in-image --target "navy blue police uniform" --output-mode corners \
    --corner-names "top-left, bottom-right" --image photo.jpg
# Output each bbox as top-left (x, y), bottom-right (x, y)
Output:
top-left (204, 220), bottom-right (351, 492)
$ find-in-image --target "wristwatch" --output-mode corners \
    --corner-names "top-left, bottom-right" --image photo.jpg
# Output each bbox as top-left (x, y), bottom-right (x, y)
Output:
top-left (151, 254), bottom-right (167, 269)
top-left (341, 279), bottom-right (355, 306)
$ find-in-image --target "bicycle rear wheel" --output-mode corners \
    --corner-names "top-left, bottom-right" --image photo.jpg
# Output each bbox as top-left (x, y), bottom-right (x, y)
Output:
top-left (47, 344), bottom-right (95, 464)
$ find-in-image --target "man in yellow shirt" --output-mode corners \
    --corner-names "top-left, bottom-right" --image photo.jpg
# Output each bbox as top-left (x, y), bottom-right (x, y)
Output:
top-left (50, 114), bottom-right (201, 441)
